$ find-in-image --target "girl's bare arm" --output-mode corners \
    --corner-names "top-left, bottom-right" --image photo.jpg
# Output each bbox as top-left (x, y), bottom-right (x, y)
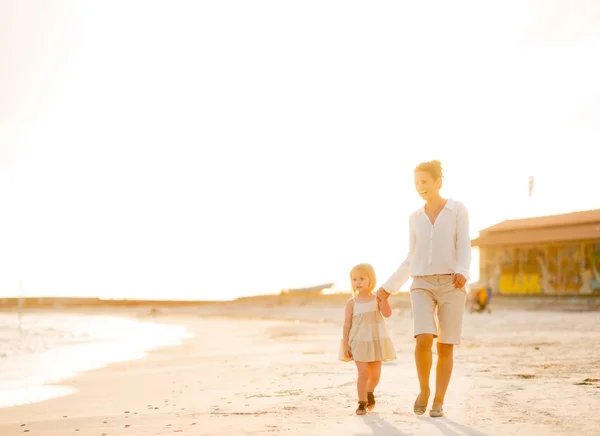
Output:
top-left (342, 299), bottom-right (354, 342)
top-left (378, 295), bottom-right (392, 318)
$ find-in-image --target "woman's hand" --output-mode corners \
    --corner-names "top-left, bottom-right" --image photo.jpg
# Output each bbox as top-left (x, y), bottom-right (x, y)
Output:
top-left (452, 273), bottom-right (467, 289)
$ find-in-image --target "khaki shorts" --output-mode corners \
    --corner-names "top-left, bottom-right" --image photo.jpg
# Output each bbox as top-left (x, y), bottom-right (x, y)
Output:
top-left (410, 275), bottom-right (467, 345)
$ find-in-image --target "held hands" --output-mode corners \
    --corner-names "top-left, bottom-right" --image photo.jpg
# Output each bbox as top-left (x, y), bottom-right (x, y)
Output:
top-left (375, 287), bottom-right (390, 302)
top-left (452, 273), bottom-right (467, 289)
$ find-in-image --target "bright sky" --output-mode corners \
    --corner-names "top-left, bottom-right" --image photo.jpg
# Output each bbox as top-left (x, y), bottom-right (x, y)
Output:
top-left (1, 1), bottom-right (599, 300)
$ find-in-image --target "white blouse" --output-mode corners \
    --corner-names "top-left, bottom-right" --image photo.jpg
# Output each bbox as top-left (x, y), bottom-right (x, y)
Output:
top-left (382, 199), bottom-right (471, 294)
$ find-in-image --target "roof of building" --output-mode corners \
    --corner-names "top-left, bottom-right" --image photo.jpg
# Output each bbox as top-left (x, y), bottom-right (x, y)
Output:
top-left (472, 208), bottom-right (600, 247)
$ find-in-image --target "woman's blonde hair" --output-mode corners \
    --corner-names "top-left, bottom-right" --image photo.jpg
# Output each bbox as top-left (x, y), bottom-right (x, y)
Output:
top-left (414, 159), bottom-right (444, 188)
top-left (350, 263), bottom-right (377, 295)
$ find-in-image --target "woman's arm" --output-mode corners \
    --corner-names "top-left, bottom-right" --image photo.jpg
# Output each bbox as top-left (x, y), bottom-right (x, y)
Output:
top-left (379, 214), bottom-right (416, 297)
top-left (377, 295), bottom-right (392, 318)
top-left (454, 202), bottom-right (471, 283)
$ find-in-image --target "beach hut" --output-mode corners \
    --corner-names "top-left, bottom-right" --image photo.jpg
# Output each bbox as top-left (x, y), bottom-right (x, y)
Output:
top-left (471, 209), bottom-right (600, 296)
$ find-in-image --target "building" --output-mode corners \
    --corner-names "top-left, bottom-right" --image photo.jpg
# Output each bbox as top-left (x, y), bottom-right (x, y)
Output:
top-left (471, 209), bottom-right (600, 295)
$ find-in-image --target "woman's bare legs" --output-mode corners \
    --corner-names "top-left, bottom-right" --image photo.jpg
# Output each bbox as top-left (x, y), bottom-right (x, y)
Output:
top-left (432, 342), bottom-right (454, 412)
top-left (414, 334), bottom-right (434, 413)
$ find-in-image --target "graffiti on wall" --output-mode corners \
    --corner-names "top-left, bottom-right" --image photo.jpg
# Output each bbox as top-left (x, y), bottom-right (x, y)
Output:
top-left (583, 244), bottom-right (600, 294)
top-left (481, 242), bottom-right (600, 295)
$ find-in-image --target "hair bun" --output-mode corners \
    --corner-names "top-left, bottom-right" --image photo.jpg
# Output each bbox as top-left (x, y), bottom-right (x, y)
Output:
top-left (414, 159), bottom-right (444, 182)
top-left (430, 160), bottom-right (443, 176)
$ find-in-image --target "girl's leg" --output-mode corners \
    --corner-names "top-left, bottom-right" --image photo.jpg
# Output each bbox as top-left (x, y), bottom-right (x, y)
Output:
top-left (367, 361), bottom-right (382, 392)
top-left (355, 361), bottom-right (369, 402)
top-left (355, 361), bottom-right (369, 415)
top-left (366, 361), bottom-right (382, 410)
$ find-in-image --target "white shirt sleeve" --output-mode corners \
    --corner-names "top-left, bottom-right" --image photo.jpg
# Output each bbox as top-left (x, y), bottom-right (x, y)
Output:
top-left (454, 202), bottom-right (471, 279)
top-left (382, 214), bottom-right (416, 294)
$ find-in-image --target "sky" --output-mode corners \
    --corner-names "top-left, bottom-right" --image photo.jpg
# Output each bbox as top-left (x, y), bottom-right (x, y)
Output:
top-left (1, 1), bottom-right (599, 300)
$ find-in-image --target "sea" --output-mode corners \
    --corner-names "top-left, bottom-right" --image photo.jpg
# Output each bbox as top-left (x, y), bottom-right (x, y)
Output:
top-left (0, 311), bottom-right (193, 408)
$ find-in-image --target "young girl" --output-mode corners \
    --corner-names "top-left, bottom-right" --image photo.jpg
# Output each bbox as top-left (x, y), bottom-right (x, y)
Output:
top-left (339, 263), bottom-right (396, 415)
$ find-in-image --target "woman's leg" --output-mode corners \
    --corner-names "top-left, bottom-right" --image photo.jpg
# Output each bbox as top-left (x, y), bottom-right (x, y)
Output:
top-left (433, 342), bottom-right (454, 410)
top-left (433, 282), bottom-right (467, 413)
top-left (410, 280), bottom-right (438, 413)
top-left (414, 334), bottom-right (434, 409)
top-left (366, 361), bottom-right (382, 393)
top-left (355, 361), bottom-right (369, 402)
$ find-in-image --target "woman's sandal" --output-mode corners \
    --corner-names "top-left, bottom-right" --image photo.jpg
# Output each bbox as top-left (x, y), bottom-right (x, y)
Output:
top-left (367, 392), bottom-right (376, 411)
top-left (356, 401), bottom-right (367, 415)
top-left (413, 403), bottom-right (426, 415)
top-left (413, 393), bottom-right (428, 415)
top-left (429, 407), bottom-right (444, 418)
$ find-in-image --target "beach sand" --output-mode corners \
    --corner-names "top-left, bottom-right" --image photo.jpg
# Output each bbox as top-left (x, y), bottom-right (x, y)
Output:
top-left (0, 301), bottom-right (599, 436)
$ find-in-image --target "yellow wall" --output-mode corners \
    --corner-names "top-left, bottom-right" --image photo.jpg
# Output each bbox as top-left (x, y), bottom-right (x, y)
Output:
top-left (499, 273), bottom-right (541, 294)
top-left (480, 240), bottom-right (600, 295)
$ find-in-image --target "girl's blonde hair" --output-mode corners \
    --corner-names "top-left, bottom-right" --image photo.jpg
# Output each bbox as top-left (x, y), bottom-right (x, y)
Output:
top-left (350, 263), bottom-right (377, 295)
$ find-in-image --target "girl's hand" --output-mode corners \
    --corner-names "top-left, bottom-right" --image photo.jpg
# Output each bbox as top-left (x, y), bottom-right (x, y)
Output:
top-left (376, 287), bottom-right (390, 301)
top-left (342, 342), bottom-right (352, 359)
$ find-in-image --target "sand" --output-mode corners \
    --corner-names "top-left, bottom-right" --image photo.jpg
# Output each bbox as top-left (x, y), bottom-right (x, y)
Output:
top-left (0, 300), bottom-right (599, 436)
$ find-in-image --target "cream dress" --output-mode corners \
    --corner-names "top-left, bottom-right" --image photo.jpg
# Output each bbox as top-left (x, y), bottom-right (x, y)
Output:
top-left (339, 297), bottom-right (397, 362)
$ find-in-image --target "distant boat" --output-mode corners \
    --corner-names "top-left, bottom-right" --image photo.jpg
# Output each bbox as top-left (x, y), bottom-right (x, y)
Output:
top-left (280, 282), bottom-right (335, 295)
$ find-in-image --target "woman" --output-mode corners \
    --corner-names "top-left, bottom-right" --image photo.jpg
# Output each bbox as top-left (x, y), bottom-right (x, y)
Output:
top-left (376, 159), bottom-right (471, 418)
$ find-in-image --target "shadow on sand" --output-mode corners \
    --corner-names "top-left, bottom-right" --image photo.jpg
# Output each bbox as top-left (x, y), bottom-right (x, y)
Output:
top-left (352, 412), bottom-right (410, 436)
top-left (425, 416), bottom-right (490, 436)
top-left (351, 412), bottom-right (491, 436)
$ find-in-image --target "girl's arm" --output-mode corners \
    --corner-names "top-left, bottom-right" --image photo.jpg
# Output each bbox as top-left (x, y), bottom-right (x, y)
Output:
top-left (342, 298), bottom-right (354, 343)
top-left (378, 295), bottom-right (392, 318)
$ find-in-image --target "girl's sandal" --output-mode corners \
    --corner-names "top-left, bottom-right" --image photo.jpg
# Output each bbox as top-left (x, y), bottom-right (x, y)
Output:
top-left (367, 392), bottom-right (376, 411)
top-left (356, 401), bottom-right (367, 415)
